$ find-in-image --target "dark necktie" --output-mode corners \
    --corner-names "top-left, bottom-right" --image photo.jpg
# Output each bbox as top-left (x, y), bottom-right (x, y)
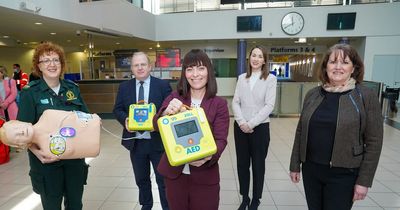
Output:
top-left (137, 81), bottom-right (145, 135)
top-left (138, 81), bottom-right (144, 104)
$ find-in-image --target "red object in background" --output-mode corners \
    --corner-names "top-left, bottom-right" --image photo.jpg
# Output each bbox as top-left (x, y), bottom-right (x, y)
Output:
top-left (0, 117), bottom-right (10, 165)
top-left (15, 71), bottom-right (29, 90)
top-left (156, 49), bottom-right (181, 67)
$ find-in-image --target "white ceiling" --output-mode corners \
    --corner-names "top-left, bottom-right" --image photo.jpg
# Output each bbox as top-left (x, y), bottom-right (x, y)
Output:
top-left (0, 6), bottom-right (158, 52)
top-left (0, 5), bottom-right (355, 53)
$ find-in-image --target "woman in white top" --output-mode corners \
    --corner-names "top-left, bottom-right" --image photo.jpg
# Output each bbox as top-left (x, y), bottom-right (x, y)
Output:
top-left (232, 46), bottom-right (277, 210)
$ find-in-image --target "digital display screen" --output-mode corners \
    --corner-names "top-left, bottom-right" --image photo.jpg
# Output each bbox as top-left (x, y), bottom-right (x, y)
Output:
top-left (156, 48), bottom-right (181, 67)
top-left (115, 56), bottom-right (131, 69)
top-left (237, 15), bottom-right (262, 32)
top-left (221, 0), bottom-right (265, 4)
top-left (327, 13), bottom-right (356, 30)
top-left (135, 109), bottom-right (148, 116)
top-left (221, 0), bottom-right (241, 4)
top-left (114, 49), bottom-right (137, 69)
top-left (174, 120), bottom-right (198, 138)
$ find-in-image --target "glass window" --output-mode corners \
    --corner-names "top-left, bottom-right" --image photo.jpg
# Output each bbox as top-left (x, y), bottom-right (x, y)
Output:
top-left (212, 59), bottom-right (237, 77)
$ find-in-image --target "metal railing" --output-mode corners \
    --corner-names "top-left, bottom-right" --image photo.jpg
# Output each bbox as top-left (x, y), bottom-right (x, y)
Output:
top-left (79, 0), bottom-right (399, 14)
top-left (271, 80), bottom-right (383, 117)
top-left (272, 82), bottom-right (319, 117)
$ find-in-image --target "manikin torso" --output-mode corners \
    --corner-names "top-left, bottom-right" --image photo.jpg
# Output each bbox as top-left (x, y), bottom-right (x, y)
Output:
top-left (1, 109), bottom-right (101, 159)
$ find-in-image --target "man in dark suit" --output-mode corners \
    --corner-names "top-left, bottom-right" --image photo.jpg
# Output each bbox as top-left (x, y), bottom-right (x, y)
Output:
top-left (113, 52), bottom-right (171, 210)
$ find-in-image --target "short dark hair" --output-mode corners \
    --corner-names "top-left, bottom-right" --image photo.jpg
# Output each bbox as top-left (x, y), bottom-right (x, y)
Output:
top-left (177, 49), bottom-right (217, 99)
top-left (246, 45), bottom-right (270, 80)
top-left (319, 43), bottom-right (364, 84)
top-left (13, 64), bottom-right (20, 68)
top-left (32, 41), bottom-right (66, 77)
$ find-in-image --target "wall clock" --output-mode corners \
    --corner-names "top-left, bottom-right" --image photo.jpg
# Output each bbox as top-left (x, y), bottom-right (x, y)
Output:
top-left (281, 12), bottom-right (304, 35)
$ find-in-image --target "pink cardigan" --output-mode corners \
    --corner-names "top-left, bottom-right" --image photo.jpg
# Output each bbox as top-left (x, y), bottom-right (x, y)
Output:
top-left (0, 79), bottom-right (18, 120)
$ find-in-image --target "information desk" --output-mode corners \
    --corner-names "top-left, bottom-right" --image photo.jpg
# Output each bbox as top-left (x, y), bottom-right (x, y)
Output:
top-left (77, 79), bottom-right (177, 115)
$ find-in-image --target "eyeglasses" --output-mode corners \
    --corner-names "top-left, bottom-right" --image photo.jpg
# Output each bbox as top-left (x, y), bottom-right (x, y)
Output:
top-left (132, 63), bottom-right (148, 68)
top-left (39, 58), bottom-right (61, 66)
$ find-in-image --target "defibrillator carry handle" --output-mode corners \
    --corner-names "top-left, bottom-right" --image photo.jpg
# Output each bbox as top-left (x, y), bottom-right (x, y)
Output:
top-left (166, 104), bottom-right (192, 116)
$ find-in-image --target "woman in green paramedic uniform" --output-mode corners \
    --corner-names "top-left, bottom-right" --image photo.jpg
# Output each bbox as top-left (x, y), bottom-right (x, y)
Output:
top-left (17, 41), bottom-right (89, 210)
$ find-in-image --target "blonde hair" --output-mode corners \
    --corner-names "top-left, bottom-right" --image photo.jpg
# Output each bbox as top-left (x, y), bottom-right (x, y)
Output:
top-left (132, 52), bottom-right (151, 64)
top-left (0, 66), bottom-right (8, 79)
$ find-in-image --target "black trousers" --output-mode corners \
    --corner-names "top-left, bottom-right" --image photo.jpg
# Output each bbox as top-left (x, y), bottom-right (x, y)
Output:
top-left (130, 139), bottom-right (169, 210)
top-left (28, 151), bottom-right (88, 210)
top-left (234, 122), bottom-right (270, 199)
top-left (302, 161), bottom-right (359, 210)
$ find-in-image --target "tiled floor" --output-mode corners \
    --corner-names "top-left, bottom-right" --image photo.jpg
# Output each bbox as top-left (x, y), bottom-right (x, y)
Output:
top-left (1, 114), bottom-right (400, 210)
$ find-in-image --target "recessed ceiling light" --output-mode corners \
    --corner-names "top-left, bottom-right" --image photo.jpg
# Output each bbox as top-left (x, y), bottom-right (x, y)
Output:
top-left (67, 40), bottom-right (71, 42)
top-left (35, 22), bottom-right (42, 25)
top-left (295, 38), bottom-right (307, 43)
top-left (3, 36), bottom-right (9, 38)
top-left (149, 47), bottom-right (153, 50)
top-left (23, 43), bottom-right (28, 45)
top-left (116, 42), bottom-right (120, 45)
top-left (80, 44), bottom-right (84, 47)
top-left (50, 32), bottom-right (56, 35)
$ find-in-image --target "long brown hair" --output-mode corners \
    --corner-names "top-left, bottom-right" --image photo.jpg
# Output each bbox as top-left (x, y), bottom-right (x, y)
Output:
top-left (246, 45), bottom-right (269, 80)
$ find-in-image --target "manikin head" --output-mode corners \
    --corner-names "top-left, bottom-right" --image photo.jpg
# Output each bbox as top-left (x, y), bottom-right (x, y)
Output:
top-left (1, 120), bottom-right (34, 148)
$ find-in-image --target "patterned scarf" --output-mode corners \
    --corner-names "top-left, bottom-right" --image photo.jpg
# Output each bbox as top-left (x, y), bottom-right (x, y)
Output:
top-left (322, 78), bottom-right (356, 93)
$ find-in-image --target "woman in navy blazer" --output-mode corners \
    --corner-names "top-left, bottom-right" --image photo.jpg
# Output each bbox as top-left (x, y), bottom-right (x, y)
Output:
top-left (155, 49), bottom-right (229, 210)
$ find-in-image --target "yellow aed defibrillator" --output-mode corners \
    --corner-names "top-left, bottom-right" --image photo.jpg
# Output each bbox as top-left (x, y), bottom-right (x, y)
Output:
top-left (128, 103), bottom-right (156, 131)
top-left (157, 107), bottom-right (217, 166)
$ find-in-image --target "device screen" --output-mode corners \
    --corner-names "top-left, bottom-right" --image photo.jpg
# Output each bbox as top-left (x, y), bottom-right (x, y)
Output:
top-left (174, 120), bottom-right (198, 138)
top-left (135, 109), bottom-right (148, 116)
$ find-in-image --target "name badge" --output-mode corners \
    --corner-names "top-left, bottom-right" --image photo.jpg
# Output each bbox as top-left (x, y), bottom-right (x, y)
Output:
top-left (40, 99), bottom-right (49, 104)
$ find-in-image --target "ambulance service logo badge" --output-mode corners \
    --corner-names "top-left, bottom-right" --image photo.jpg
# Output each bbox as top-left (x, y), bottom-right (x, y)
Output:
top-left (66, 90), bottom-right (77, 101)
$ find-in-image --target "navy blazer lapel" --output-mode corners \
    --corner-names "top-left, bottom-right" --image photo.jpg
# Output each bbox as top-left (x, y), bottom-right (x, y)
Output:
top-left (130, 79), bottom-right (137, 104)
top-left (148, 76), bottom-right (157, 103)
